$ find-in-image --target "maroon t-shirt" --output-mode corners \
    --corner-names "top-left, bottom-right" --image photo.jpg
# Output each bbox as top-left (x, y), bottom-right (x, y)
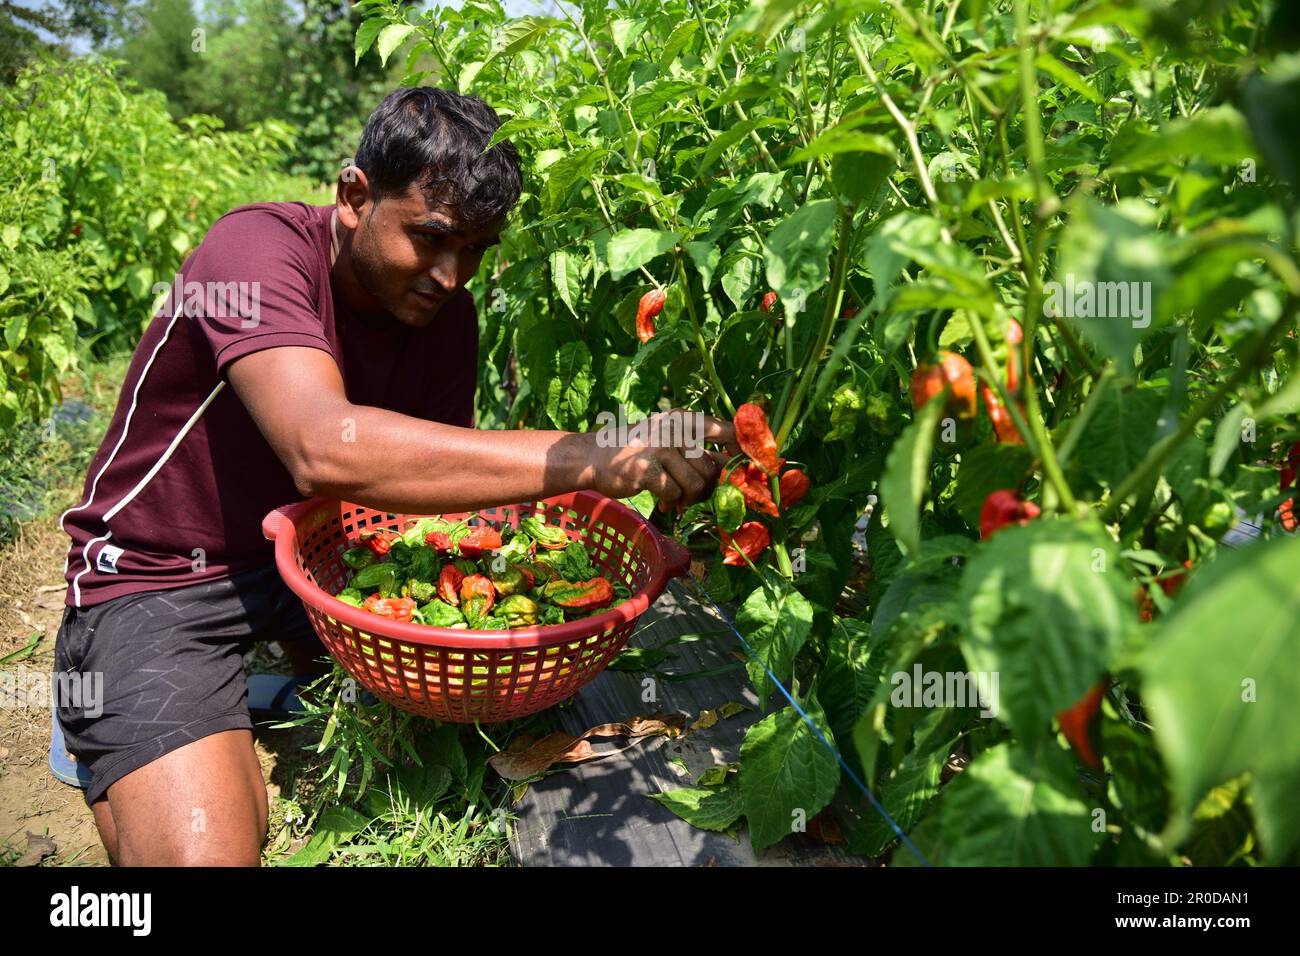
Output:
top-left (61, 201), bottom-right (479, 608)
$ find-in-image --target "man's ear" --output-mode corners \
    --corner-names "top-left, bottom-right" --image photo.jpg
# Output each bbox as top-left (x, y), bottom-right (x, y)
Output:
top-left (336, 168), bottom-right (372, 230)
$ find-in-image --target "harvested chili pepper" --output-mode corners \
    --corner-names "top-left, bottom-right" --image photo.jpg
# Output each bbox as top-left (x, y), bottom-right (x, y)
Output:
top-left (778, 469), bottom-right (810, 509)
top-left (759, 291), bottom-right (778, 313)
top-left (1056, 681), bottom-right (1106, 771)
top-left (460, 573), bottom-right (496, 623)
top-left (519, 516), bottom-right (568, 550)
top-left (497, 594), bottom-right (541, 627)
top-left (720, 521), bottom-right (770, 567)
top-left (438, 564), bottom-right (465, 606)
top-left (360, 529), bottom-right (400, 557)
top-left (727, 461), bottom-right (778, 517)
top-left (457, 526), bottom-right (502, 558)
top-left (489, 562), bottom-right (527, 597)
top-left (979, 489), bottom-right (1041, 540)
top-left (910, 351), bottom-right (978, 420)
top-left (734, 402), bottom-right (785, 476)
top-left (363, 593), bottom-right (416, 623)
top-left (425, 530), bottom-right (454, 552)
top-left (542, 576), bottom-right (615, 610)
top-left (636, 288), bottom-right (666, 344)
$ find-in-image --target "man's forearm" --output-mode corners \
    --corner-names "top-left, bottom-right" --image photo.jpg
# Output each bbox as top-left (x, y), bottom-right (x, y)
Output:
top-left (298, 401), bottom-right (598, 514)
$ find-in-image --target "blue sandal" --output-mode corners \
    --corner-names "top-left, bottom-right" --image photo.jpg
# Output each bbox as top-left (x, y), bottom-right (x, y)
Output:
top-left (246, 673), bottom-right (313, 721)
top-left (49, 701), bottom-right (93, 790)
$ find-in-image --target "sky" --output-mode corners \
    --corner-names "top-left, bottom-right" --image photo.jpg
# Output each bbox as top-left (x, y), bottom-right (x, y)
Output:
top-left (11, 0), bottom-right (573, 53)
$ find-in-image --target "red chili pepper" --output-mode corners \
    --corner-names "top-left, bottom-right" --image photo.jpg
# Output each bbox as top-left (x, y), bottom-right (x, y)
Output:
top-left (1280, 441), bottom-right (1299, 532)
top-left (71, 223), bottom-right (83, 238)
top-left (361, 529), bottom-right (400, 557)
top-left (911, 351), bottom-right (978, 420)
top-left (778, 469), bottom-right (810, 509)
top-left (726, 462), bottom-right (778, 517)
top-left (734, 403), bottom-right (785, 476)
top-left (637, 288), bottom-right (666, 344)
top-left (720, 521), bottom-right (770, 566)
top-left (544, 576), bottom-right (615, 610)
top-left (363, 593), bottom-right (416, 623)
top-left (760, 291), bottom-right (778, 313)
top-left (978, 489), bottom-right (1041, 540)
top-left (460, 574), bottom-right (496, 618)
top-left (438, 564), bottom-right (465, 606)
top-left (1005, 318), bottom-right (1024, 396)
top-left (457, 527), bottom-right (502, 558)
top-left (981, 386), bottom-right (1024, 444)
top-left (1138, 559), bottom-right (1193, 622)
top-left (1056, 681), bottom-right (1106, 771)
top-left (425, 530), bottom-right (453, 552)
top-left (841, 304), bottom-right (860, 319)
top-left (518, 566), bottom-right (535, 590)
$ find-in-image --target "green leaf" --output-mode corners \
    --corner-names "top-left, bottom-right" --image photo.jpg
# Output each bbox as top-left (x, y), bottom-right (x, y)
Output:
top-left (482, 16), bottom-right (557, 68)
top-left (739, 696), bottom-right (841, 852)
top-left (282, 806), bottom-right (371, 867)
top-left (1036, 52), bottom-right (1104, 104)
top-left (1103, 720), bottom-right (1170, 835)
top-left (953, 442), bottom-right (1035, 527)
top-left (1141, 535), bottom-right (1300, 862)
top-left (545, 341), bottom-right (593, 429)
top-left (1071, 385), bottom-right (1165, 489)
top-left (549, 248), bottom-right (584, 319)
top-left (1243, 52), bottom-right (1300, 188)
top-left (1110, 105), bottom-right (1253, 171)
top-left (818, 618), bottom-right (880, 761)
top-left (959, 520), bottom-right (1130, 744)
top-left (606, 228), bottom-right (681, 281)
top-left (354, 17), bottom-right (385, 65)
top-left (764, 199), bottom-right (838, 304)
top-left (849, 737), bottom-right (949, 857)
top-left (932, 741), bottom-right (1097, 866)
top-left (609, 17), bottom-right (650, 55)
top-left (1052, 199), bottom-right (1172, 372)
top-left (735, 572), bottom-right (814, 706)
top-left (647, 780), bottom-right (743, 831)
top-left (880, 391), bottom-right (945, 556)
top-left (786, 128), bottom-right (897, 165)
top-left (375, 23), bottom-right (415, 67)
top-left (628, 80), bottom-right (708, 125)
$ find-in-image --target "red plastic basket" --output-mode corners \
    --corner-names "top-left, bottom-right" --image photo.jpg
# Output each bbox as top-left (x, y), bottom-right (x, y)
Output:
top-left (261, 492), bottom-right (691, 723)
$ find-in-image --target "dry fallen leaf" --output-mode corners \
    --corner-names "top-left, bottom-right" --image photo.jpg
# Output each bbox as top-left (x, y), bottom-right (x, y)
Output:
top-left (487, 713), bottom-right (687, 781)
top-left (16, 832), bottom-right (57, 867)
top-left (806, 810), bottom-right (844, 845)
top-left (690, 709), bottom-right (718, 732)
top-left (718, 701), bottom-right (750, 720)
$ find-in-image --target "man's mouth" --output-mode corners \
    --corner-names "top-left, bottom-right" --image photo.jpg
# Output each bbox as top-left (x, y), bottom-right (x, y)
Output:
top-left (410, 288), bottom-right (445, 308)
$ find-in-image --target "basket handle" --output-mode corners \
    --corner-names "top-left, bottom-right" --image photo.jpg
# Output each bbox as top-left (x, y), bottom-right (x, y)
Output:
top-left (261, 504), bottom-right (297, 543)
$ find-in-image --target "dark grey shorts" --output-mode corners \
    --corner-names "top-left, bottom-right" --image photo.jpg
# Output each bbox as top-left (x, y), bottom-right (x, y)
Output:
top-left (53, 562), bottom-right (323, 806)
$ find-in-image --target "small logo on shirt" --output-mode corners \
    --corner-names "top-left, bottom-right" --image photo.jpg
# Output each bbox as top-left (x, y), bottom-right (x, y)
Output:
top-left (96, 544), bottom-right (125, 574)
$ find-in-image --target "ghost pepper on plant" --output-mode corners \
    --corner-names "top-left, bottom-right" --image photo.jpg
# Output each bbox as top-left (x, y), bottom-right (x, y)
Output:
top-left (979, 490), bottom-right (1041, 539)
top-left (759, 290), bottom-right (778, 313)
top-left (733, 403), bottom-right (785, 475)
top-left (637, 288), bottom-right (665, 344)
top-left (720, 521), bottom-right (770, 566)
top-left (1279, 440), bottom-right (1299, 532)
top-left (778, 469), bottom-right (810, 509)
top-left (726, 462), bottom-right (778, 517)
top-left (1056, 681), bottom-right (1106, 771)
top-left (911, 352), bottom-right (978, 420)
top-left (712, 483), bottom-right (746, 532)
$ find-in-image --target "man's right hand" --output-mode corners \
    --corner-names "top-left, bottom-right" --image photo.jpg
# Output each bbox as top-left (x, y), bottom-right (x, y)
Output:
top-left (578, 408), bottom-right (741, 514)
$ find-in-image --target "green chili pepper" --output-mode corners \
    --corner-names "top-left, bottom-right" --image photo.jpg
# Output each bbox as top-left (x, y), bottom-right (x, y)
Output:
top-left (404, 580), bottom-right (437, 603)
top-left (825, 384), bottom-right (865, 442)
top-left (520, 516), bottom-right (568, 550)
top-left (419, 601), bottom-right (467, 628)
top-left (711, 483), bottom-right (746, 532)
top-left (488, 563), bottom-right (527, 597)
top-left (342, 546), bottom-right (376, 571)
top-left (496, 594), bottom-right (540, 627)
top-left (539, 604), bottom-right (565, 625)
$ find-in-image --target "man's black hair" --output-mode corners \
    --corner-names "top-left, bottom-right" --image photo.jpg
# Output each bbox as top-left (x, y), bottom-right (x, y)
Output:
top-left (354, 87), bottom-right (522, 230)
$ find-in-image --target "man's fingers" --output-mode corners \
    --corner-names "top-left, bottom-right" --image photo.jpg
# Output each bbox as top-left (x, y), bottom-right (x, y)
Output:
top-left (697, 414), bottom-right (739, 454)
top-left (646, 458), bottom-right (685, 513)
top-left (659, 449), bottom-right (709, 507)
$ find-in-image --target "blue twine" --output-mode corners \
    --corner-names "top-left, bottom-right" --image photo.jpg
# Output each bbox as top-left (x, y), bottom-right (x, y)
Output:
top-left (678, 575), bottom-right (932, 867)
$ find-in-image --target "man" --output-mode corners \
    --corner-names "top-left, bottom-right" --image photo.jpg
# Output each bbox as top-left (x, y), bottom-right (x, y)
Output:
top-left (53, 87), bottom-right (735, 866)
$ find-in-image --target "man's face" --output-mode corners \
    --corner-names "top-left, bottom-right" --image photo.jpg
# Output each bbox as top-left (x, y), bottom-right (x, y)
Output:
top-left (340, 177), bottom-right (502, 327)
